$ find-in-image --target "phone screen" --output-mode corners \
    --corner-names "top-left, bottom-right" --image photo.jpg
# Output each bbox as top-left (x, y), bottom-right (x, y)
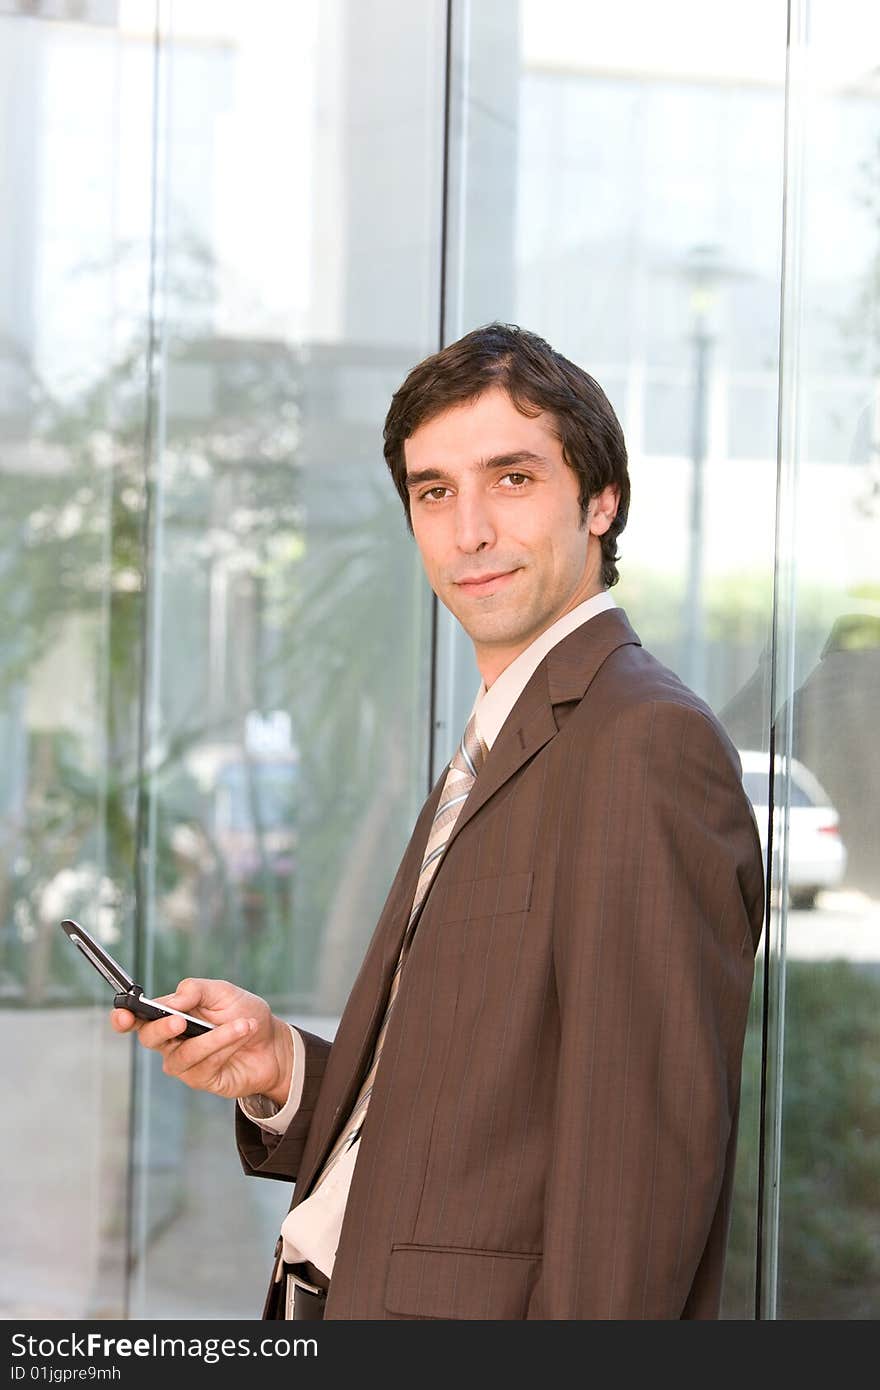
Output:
top-left (60, 918), bottom-right (134, 992)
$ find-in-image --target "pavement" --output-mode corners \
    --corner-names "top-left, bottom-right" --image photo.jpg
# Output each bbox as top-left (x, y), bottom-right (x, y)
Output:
top-left (784, 888), bottom-right (880, 964)
top-left (0, 1009), bottom-right (338, 1321)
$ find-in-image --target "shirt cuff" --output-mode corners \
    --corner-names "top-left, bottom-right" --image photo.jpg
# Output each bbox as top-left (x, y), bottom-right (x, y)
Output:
top-left (237, 1024), bottom-right (306, 1132)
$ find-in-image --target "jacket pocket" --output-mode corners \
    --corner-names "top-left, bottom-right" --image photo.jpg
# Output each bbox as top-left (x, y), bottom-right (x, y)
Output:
top-left (385, 1243), bottom-right (540, 1320)
top-left (437, 871), bottom-right (533, 924)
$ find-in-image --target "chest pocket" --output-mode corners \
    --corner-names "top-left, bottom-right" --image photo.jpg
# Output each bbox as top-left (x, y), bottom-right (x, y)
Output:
top-left (437, 871), bottom-right (533, 923)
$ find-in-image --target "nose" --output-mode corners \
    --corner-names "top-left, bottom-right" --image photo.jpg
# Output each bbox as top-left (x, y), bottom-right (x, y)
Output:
top-left (454, 486), bottom-right (496, 553)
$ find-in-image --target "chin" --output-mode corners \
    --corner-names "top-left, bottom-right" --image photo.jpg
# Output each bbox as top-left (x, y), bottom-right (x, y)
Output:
top-left (465, 616), bottom-right (535, 647)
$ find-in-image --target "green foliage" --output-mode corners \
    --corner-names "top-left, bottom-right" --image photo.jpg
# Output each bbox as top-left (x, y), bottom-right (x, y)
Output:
top-left (724, 959), bottom-right (880, 1318)
top-left (617, 564), bottom-right (851, 647)
top-left (0, 243), bottom-right (306, 1007)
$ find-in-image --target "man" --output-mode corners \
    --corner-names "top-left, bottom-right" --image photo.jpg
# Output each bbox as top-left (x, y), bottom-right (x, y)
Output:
top-left (113, 323), bottom-right (765, 1320)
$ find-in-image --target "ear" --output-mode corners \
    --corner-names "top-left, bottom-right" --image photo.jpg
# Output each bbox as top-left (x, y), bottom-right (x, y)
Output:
top-left (588, 483), bottom-right (620, 537)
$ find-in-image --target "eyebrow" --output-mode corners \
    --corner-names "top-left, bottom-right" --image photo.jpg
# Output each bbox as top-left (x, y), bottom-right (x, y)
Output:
top-left (404, 450), bottom-right (551, 492)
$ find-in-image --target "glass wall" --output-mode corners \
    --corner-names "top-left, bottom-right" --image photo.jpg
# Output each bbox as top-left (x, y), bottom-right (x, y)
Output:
top-left (443, 0), bottom-right (786, 1317)
top-left (769, 0), bottom-right (880, 1319)
top-left (128, 0), bottom-right (446, 1319)
top-left (1, 0), bottom-right (878, 1322)
top-left (0, 0), bottom-right (151, 1318)
top-left (1, 0), bottom-right (444, 1319)
top-left (442, 0), bottom-right (879, 1320)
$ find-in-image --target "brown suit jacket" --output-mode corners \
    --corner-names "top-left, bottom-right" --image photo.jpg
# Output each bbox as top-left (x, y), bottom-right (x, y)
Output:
top-left (236, 608), bottom-right (765, 1319)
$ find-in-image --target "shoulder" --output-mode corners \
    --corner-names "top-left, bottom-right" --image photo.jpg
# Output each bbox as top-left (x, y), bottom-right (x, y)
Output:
top-left (596, 629), bottom-right (735, 732)
top-left (565, 636), bottom-right (745, 789)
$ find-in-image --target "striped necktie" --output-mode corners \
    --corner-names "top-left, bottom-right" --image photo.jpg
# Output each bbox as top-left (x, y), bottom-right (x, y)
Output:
top-left (310, 711), bottom-right (488, 1190)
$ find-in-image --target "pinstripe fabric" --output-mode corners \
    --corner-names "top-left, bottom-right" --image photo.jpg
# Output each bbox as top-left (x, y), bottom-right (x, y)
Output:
top-left (308, 712), bottom-right (488, 1195)
top-left (237, 609), bottom-right (766, 1320)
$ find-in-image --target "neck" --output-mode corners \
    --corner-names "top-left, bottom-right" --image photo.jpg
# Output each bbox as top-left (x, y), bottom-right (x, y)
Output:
top-left (476, 585), bottom-right (609, 688)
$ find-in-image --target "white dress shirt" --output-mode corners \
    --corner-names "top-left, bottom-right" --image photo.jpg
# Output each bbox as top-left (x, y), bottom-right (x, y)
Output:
top-left (239, 589), bottom-right (616, 1279)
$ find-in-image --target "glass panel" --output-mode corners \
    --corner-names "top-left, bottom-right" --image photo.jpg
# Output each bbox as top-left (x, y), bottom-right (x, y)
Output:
top-left (774, 0), bottom-right (880, 1320)
top-left (445, 0), bottom-right (788, 1317)
top-left (128, 0), bottom-right (446, 1318)
top-left (0, 5), bottom-right (153, 1317)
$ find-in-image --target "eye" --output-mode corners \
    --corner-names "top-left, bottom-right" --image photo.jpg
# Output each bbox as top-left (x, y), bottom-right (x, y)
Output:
top-left (501, 472), bottom-right (529, 487)
top-left (419, 486), bottom-right (451, 503)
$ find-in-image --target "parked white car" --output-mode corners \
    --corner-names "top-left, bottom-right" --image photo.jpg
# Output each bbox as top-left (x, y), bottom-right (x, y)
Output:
top-left (739, 749), bottom-right (847, 909)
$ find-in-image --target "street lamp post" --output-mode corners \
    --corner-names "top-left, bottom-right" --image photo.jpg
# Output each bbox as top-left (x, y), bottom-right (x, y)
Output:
top-left (679, 242), bottom-right (738, 698)
top-left (683, 258), bottom-right (715, 696)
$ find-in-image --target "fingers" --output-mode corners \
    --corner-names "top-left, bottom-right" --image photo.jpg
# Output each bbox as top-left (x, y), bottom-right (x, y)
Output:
top-left (110, 1007), bottom-right (138, 1034)
top-left (167, 1016), bottom-right (256, 1069)
top-left (119, 1008), bottom-right (205, 1053)
top-left (110, 977), bottom-right (244, 1040)
top-left (118, 1007), bottom-right (259, 1082)
top-left (108, 1006), bottom-right (196, 1051)
top-left (110, 984), bottom-right (209, 1041)
top-left (108, 978), bottom-right (271, 1098)
top-left (109, 1007), bottom-right (200, 1049)
top-left (160, 1018), bottom-right (258, 1088)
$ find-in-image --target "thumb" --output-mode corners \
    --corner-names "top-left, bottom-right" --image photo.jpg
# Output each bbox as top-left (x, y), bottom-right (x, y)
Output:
top-left (158, 977), bottom-right (218, 1012)
top-left (159, 977), bottom-right (247, 1018)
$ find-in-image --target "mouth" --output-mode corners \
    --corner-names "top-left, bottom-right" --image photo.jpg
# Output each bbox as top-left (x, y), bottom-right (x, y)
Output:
top-left (454, 569), bottom-right (519, 596)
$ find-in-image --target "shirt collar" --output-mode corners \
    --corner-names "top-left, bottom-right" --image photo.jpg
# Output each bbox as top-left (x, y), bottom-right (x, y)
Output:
top-left (469, 590), bottom-right (617, 751)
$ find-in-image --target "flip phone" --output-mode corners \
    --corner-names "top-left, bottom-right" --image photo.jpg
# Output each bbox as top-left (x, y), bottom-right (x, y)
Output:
top-left (60, 918), bottom-right (213, 1037)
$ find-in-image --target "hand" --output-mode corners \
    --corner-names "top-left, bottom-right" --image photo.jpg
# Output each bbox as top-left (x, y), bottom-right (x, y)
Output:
top-left (110, 978), bottom-right (294, 1107)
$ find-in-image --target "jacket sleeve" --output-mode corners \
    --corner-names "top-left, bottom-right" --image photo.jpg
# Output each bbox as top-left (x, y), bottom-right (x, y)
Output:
top-left (235, 1027), bottom-right (332, 1182)
top-left (527, 698), bottom-right (765, 1318)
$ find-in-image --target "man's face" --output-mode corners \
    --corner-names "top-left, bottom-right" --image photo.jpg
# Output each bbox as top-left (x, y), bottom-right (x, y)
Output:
top-left (404, 387), bottom-right (619, 685)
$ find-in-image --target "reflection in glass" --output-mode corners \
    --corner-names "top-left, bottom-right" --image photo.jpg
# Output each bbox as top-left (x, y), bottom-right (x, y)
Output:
top-left (0, 7), bottom-right (150, 1318)
top-left (1, 0), bottom-right (445, 1320)
top-left (127, 0), bottom-right (445, 1318)
top-left (771, 0), bottom-right (880, 1319)
top-left (448, 0), bottom-right (787, 1318)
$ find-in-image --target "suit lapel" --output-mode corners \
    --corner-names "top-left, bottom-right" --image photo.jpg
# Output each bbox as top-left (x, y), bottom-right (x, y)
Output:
top-left (378, 774), bottom-right (446, 975)
top-left (441, 670), bottom-right (558, 852)
top-left (440, 605), bottom-right (641, 858)
top-left (293, 608), bottom-right (641, 1198)
top-left (382, 607), bottom-right (642, 959)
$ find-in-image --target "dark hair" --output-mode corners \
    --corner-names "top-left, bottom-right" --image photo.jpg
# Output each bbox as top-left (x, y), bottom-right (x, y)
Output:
top-left (383, 322), bottom-right (630, 588)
